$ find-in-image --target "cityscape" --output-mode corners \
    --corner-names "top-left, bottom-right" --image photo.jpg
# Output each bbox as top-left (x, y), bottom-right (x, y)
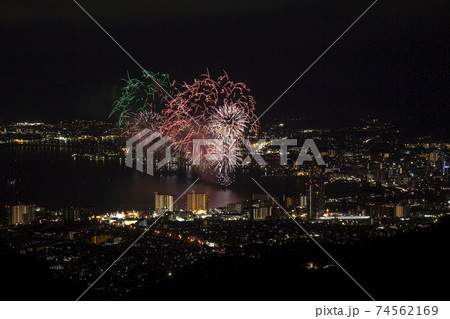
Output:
top-left (1, 0), bottom-right (448, 314)
top-left (1, 118), bottom-right (449, 300)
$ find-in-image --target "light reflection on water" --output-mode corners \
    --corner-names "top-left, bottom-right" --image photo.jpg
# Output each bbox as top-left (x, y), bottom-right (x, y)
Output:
top-left (0, 145), bottom-right (251, 210)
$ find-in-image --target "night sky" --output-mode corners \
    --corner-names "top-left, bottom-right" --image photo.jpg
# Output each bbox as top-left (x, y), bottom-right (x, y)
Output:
top-left (1, 0), bottom-right (448, 135)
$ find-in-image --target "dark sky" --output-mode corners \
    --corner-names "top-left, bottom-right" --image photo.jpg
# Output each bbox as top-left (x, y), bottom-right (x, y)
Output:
top-left (1, 0), bottom-right (448, 135)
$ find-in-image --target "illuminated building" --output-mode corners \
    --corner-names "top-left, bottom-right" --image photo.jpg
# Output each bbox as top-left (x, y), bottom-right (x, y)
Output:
top-left (299, 195), bottom-right (308, 208)
top-left (395, 204), bottom-right (411, 218)
top-left (91, 234), bottom-right (112, 245)
top-left (251, 193), bottom-right (276, 219)
top-left (282, 196), bottom-right (294, 209)
top-left (155, 194), bottom-right (175, 212)
top-left (395, 205), bottom-right (404, 218)
top-left (227, 202), bottom-right (243, 213)
top-left (186, 193), bottom-right (209, 211)
top-left (376, 204), bottom-right (395, 218)
top-left (402, 176), bottom-right (409, 186)
top-left (306, 181), bottom-right (325, 219)
top-left (252, 193), bottom-right (276, 206)
top-left (372, 203), bottom-right (411, 218)
top-left (63, 207), bottom-right (81, 222)
top-left (252, 207), bottom-right (272, 220)
top-left (8, 204), bottom-right (35, 225)
top-left (429, 152), bottom-right (438, 163)
top-left (168, 211), bottom-right (194, 222)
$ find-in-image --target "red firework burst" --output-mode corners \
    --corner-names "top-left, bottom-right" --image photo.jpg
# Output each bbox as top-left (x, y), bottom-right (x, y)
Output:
top-left (163, 71), bottom-right (259, 148)
top-left (161, 70), bottom-right (259, 185)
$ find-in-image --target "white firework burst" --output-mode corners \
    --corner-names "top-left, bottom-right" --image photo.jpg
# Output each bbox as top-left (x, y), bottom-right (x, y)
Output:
top-left (209, 103), bottom-right (248, 139)
top-left (204, 137), bottom-right (242, 186)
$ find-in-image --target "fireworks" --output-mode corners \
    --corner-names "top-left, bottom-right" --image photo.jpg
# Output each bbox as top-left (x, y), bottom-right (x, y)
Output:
top-left (111, 70), bottom-right (259, 185)
top-left (128, 109), bottom-right (164, 136)
top-left (209, 103), bottom-right (249, 138)
top-left (162, 71), bottom-right (259, 185)
top-left (109, 70), bottom-right (176, 135)
top-left (206, 104), bottom-right (253, 184)
top-left (162, 71), bottom-right (258, 149)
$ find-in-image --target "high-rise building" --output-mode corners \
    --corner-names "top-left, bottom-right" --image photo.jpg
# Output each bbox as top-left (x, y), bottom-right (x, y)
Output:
top-left (155, 194), bottom-right (175, 212)
top-left (299, 195), bottom-right (308, 208)
top-left (281, 196), bottom-right (294, 209)
top-left (62, 207), bottom-right (81, 222)
top-left (252, 193), bottom-right (276, 206)
top-left (443, 164), bottom-right (449, 177)
top-left (306, 181), bottom-right (325, 219)
top-left (186, 193), bottom-right (209, 211)
top-left (395, 205), bottom-right (404, 218)
top-left (395, 204), bottom-right (411, 218)
top-left (252, 207), bottom-right (272, 220)
top-left (8, 204), bottom-right (35, 225)
top-left (430, 152), bottom-right (439, 163)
